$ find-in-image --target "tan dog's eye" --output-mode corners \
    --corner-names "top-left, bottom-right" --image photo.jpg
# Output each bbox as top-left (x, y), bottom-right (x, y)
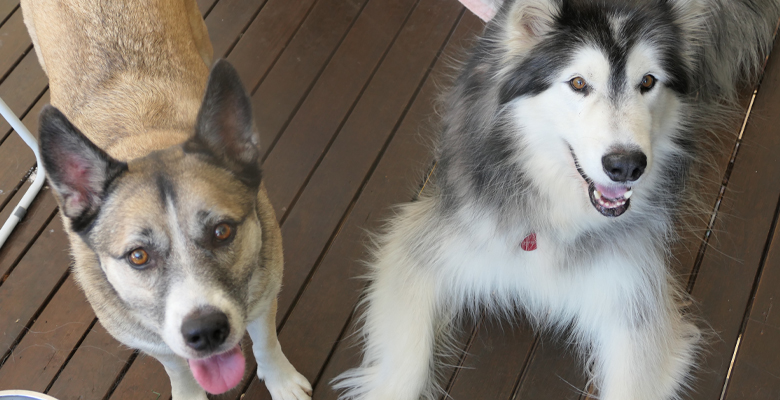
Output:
top-left (214, 223), bottom-right (232, 241)
top-left (128, 248), bottom-right (149, 266)
top-left (569, 76), bottom-right (588, 92)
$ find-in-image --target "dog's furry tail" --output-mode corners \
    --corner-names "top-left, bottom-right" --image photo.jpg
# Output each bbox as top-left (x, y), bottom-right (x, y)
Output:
top-left (679, 0), bottom-right (780, 101)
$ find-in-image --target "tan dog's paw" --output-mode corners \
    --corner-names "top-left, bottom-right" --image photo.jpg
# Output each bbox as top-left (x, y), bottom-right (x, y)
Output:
top-left (264, 368), bottom-right (312, 400)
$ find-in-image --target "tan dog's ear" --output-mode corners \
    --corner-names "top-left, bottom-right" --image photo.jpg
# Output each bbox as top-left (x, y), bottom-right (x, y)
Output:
top-left (188, 59), bottom-right (261, 186)
top-left (38, 105), bottom-right (127, 232)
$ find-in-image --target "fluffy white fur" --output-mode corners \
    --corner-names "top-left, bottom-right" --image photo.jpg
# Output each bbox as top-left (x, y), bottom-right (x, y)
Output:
top-left (334, 0), bottom-right (779, 399)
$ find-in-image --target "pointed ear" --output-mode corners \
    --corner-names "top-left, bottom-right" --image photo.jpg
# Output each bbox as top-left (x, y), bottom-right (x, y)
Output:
top-left (39, 105), bottom-right (127, 231)
top-left (500, 0), bottom-right (559, 51)
top-left (189, 59), bottom-right (261, 186)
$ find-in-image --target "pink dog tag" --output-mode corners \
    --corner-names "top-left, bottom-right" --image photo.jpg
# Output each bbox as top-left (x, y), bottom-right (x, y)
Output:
top-left (521, 233), bottom-right (537, 251)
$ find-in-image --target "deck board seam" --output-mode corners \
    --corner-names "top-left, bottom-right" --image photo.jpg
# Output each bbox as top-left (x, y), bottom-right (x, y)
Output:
top-left (508, 335), bottom-right (540, 400)
top-left (0, 264), bottom-right (69, 370)
top-left (686, 23), bottom-right (780, 294)
top-left (258, 0), bottom-right (369, 164)
top-left (0, 85), bottom-right (49, 148)
top-left (0, 44), bottom-right (33, 89)
top-left (43, 317), bottom-right (99, 394)
top-left (0, 4), bottom-right (19, 33)
top-left (275, 0), bottom-right (419, 226)
top-left (247, 0), bottom-right (320, 99)
top-left (219, 0), bottom-right (270, 59)
top-left (0, 207), bottom-right (58, 288)
top-left (277, 0), bottom-right (461, 331)
top-left (718, 189), bottom-right (780, 399)
top-left (103, 350), bottom-right (140, 400)
top-left (440, 318), bottom-right (482, 400)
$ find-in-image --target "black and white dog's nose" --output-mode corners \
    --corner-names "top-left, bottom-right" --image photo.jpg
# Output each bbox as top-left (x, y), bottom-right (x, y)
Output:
top-left (602, 150), bottom-right (647, 182)
top-left (181, 310), bottom-right (230, 351)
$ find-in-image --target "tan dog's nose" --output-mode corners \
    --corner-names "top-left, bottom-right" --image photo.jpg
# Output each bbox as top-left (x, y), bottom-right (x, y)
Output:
top-left (181, 309), bottom-right (230, 352)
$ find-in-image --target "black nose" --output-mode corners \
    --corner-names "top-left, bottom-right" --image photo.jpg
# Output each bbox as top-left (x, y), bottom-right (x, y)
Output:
top-left (181, 310), bottom-right (230, 352)
top-left (602, 150), bottom-right (647, 182)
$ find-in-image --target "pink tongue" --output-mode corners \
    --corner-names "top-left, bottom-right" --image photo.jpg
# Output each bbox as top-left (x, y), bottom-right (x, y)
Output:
top-left (188, 344), bottom-right (245, 394)
top-left (595, 183), bottom-right (628, 200)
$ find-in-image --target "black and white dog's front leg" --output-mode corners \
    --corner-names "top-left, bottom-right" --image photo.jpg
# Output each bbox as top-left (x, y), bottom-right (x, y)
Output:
top-left (247, 299), bottom-right (312, 400)
top-left (586, 292), bottom-right (700, 399)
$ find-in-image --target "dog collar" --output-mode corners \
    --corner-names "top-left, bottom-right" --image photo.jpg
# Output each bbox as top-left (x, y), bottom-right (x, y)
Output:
top-left (521, 233), bottom-right (537, 251)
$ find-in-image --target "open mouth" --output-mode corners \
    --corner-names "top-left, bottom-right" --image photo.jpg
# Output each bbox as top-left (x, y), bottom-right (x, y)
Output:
top-left (188, 343), bottom-right (245, 394)
top-left (571, 149), bottom-right (632, 218)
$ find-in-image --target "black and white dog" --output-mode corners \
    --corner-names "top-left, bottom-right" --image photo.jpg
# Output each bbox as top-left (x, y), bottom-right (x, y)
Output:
top-left (335, 0), bottom-right (780, 399)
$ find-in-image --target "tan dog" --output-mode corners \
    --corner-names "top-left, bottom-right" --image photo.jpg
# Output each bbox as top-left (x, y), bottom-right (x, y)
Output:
top-left (20, 1), bottom-right (311, 398)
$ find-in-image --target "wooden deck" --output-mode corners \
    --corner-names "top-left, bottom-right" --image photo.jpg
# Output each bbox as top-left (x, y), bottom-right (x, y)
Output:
top-left (0, 0), bottom-right (779, 399)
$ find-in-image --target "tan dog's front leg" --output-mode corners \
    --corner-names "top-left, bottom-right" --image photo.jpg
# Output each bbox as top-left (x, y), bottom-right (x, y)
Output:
top-left (155, 353), bottom-right (209, 400)
top-left (247, 299), bottom-right (312, 400)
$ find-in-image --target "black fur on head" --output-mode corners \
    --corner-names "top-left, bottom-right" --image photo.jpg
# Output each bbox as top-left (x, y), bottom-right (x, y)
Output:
top-left (495, 0), bottom-right (692, 104)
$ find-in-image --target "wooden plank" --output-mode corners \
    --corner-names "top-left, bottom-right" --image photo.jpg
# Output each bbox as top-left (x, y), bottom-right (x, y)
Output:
top-left (0, 277), bottom-right (94, 392)
top-left (724, 211), bottom-right (780, 399)
top-left (249, 0), bottom-right (366, 159)
top-left (512, 337), bottom-right (587, 400)
top-left (445, 321), bottom-right (535, 400)
top-left (0, 93), bottom-right (58, 279)
top-left (46, 321), bottom-right (135, 400)
top-left (0, 9), bottom-right (31, 82)
top-left (196, 0), bottom-right (217, 16)
top-left (205, 0), bottom-right (267, 59)
top-left (0, 50), bottom-right (48, 143)
top-left (108, 353), bottom-right (173, 400)
top-left (0, 2), bottom-right (18, 28)
top-left (242, 3), bottom-right (466, 397)
top-left (303, 12), bottom-right (485, 400)
top-left (0, 89), bottom-right (50, 210)
top-left (688, 31), bottom-right (780, 399)
top-left (260, 0), bottom-right (416, 215)
top-left (228, 0), bottom-right (315, 90)
top-left (0, 216), bottom-right (69, 355)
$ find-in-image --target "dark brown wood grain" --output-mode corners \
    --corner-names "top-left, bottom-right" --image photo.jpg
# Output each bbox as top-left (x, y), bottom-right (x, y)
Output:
top-left (306, 12), bottom-right (485, 400)
top-left (511, 337), bottom-right (588, 400)
top-left (260, 0), bottom-right (417, 217)
top-left (205, 0), bottom-right (267, 59)
top-left (250, 0), bottom-right (367, 160)
top-left (0, 92), bottom-right (58, 279)
top-left (0, 217), bottom-right (70, 355)
top-left (243, 4), bottom-right (468, 397)
top-left (0, 276), bottom-right (94, 391)
top-left (445, 321), bottom-right (536, 400)
top-left (723, 211), bottom-right (780, 399)
top-left (46, 322), bottom-right (135, 400)
top-left (228, 0), bottom-right (316, 91)
top-left (688, 31), bottom-right (780, 399)
top-left (0, 50), bottom-right (48, 142)
top-left (0, 9), bottom-right (31, 83)
top-left (108, 353), bottom-right (173, 400)
top-left (0, 2), bottom-right (18, 27)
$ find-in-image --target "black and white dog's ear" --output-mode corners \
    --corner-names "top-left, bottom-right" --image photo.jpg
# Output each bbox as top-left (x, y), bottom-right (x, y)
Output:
top-left (38, 105), bottom-right (127, 231)
top-left (504, 0), bottom-right (558, 40)
top-left (190, 59), bottom-right (261, 185)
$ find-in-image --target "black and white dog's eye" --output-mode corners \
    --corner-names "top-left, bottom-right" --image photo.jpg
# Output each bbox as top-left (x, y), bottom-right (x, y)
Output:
top-left (569, 76), bottom-right (588, 92)
top-left (640, 74), bottom-right (656, 93)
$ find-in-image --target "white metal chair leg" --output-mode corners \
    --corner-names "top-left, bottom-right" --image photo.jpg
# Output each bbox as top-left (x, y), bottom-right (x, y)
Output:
top-left (0, 96), bottom-right (46, 249)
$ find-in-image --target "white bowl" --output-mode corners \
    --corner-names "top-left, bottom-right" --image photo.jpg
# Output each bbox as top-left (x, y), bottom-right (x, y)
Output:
top-left (0, 391), bottom-right (58, 400)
